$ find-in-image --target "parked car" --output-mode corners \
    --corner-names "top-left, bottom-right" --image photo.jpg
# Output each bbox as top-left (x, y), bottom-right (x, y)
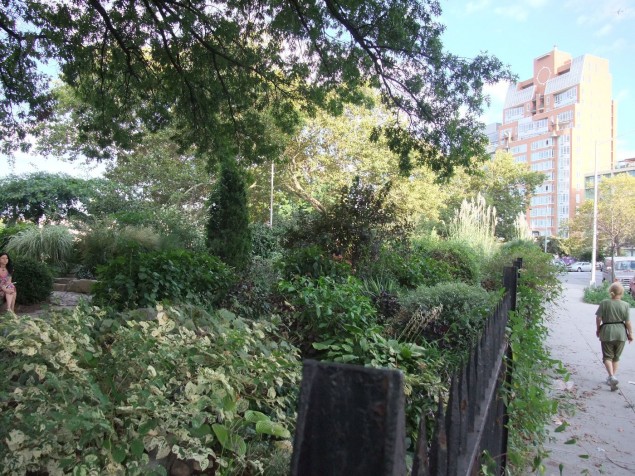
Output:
top-left (629, 276), bottom-right (635, 296)
top-left (567, 261), bottom-right (593, 272)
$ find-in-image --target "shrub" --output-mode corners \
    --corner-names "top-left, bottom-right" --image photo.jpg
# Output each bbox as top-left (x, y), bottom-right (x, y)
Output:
top-left (396, 282), bottom-right (499, 361)
top-left (413, 239), bottom-right (482, 286)
top-left (12, 257), bottom-right (54, 305)
top-left (225, 255), bottom-right (283, 320)
top-left (250, 222), bottom-right (284, 259)
top-left (278, 275), bottom-right (377, 354)
top-left (0, 304), bottom-right (301, 474)
top-left (75, 224), bottom-right (161, 275)
top-left (0, 222), bottom-right (35, 250)
top-left (6, 225), bottom-right (75, 266)
top-left (279, 245), bottom-right (351, 281)
top-left (481, 239), bottom-right (561, 302)
top-left (584, 281), bottom-right (635, 307)
top-left (92, 250), bottom-right (235, 310)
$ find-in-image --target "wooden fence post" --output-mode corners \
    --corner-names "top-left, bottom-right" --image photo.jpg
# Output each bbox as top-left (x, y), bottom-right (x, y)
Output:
top-left (290, 360), bottom-right (407, 476)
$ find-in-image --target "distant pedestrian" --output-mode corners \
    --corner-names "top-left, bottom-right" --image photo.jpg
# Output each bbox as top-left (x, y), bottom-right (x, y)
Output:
top-left (595, 282), bottom-right (633, 391)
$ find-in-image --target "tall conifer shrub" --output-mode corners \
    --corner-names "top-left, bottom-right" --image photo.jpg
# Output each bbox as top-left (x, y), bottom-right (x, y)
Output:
top-left (206, 157), bottom-right (251, 269)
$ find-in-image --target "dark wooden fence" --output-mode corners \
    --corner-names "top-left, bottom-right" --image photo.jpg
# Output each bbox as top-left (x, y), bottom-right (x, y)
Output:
top-left (290, 259), bottom-right (521, 476)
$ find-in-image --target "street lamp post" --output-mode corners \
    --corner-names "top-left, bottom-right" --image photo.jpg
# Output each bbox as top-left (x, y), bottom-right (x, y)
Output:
top-left (590, 141), bottom-right (600, 285)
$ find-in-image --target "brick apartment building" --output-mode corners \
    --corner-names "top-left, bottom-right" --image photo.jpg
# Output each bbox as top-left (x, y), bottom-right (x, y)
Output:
top-left (497, 48), bottom-right (616, 238)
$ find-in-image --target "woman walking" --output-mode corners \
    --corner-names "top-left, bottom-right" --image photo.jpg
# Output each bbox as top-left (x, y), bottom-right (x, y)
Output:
top-left (595, 282), bottom-right (632, 391)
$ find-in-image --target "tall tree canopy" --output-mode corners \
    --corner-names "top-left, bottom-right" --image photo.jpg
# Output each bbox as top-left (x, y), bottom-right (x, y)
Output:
top-left (567, 175), bottom-right (635, 256)
top-left (2, 0), bottom-right (512, 175)
top-left (0, 172), bottom-right (116, 224)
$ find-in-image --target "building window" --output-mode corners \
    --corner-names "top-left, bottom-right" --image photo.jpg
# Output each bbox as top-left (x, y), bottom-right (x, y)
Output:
top-left (557, 110), bottom-right (573, 124)
top-left (531, 138), bottom-right (553, 150)
top-left (504, 106), bottom-right (524, 123)
top-left (510, 144), bottom-right (527, 154)
top-left (531, 150), bottom-right (554, 161)
top-left (554, 87), bottom-right (577, 106)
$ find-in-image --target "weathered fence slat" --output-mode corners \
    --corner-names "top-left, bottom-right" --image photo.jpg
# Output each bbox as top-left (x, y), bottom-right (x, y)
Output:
top-left (290, 360), bottom-right (407, 476)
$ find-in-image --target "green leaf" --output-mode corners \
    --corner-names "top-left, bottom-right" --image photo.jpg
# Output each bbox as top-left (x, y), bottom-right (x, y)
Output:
top-left (554, 422), bottom-right (568, 432)
top-left (190, 424), bottom-right (212, 438)
top-left (578, 454), bottom-right (589, 459)
top-left (212, 424), bottom-right (246, 456)
top-left (139, 419), bottom-right (158, 435)
top-left (244, 410), bottom-right (269, 423)
top-left (130, 439), bottom-right (145, 458)
top-left (255, 420), bottom-right (291, 439)
top-left (112, 445), bottom-right (127, 464)
top-left (212, 424), bottom-right (229, 447)
top-left (564, 438), bottom-right (577, 445)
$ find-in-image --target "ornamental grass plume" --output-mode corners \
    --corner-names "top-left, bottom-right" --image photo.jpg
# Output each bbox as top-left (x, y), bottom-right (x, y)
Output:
top-left (447, 193), bottom-right (498, 258)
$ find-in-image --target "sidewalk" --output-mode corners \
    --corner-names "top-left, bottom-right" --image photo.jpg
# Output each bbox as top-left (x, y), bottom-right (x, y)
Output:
top-left (542, 275), bottom-right (635, 475)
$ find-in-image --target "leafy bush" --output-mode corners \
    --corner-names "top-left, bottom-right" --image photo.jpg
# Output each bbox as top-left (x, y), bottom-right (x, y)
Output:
top-left (278, 275), bottom-right (377, 353)
top-left (226, 255), bottom-right (283, 320)
top-left (0, 304), bottom-right (301, 474)
top-left (411, 239), bottom-right (482, 286)
top-left (12, 257), bottom-right (54, 305)
top-left (584, 281), bottom-right (635, 307)
top-left (279, 245), bottom-right (351, 281)
top-left (75, 223), bottom-right (162, 275)
top-left (6, 225), bottom-right (75, 266)
top-left (92, 250), bottom-right (235, 310)
top-left (396, 282), bottom-right (498, 360)
top-left (481, 239), bottom-right (561, 301)
top-left (250, 222), bottom-right (284, 259)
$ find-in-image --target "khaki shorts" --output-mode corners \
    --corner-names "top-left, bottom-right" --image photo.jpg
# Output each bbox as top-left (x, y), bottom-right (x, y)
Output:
top-left (601, 341), bottom-right (626, 362)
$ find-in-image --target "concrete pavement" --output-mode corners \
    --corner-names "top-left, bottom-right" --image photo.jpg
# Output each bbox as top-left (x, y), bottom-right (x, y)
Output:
top-left (542, 272), bottom-right (635, 475)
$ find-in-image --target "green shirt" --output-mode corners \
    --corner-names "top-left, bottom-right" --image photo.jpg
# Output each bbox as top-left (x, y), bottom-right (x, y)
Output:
top-left (596, 298), bottom-right (630, 341)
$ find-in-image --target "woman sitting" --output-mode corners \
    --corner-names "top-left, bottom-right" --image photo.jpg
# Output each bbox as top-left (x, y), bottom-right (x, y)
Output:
top-left (0, 252), bottom-right (17, 313)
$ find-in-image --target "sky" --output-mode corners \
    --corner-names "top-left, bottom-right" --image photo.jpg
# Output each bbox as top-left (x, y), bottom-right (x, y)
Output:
top-left (440, 0), bottom-right (635, 160)
top-left (1, 0), bottom-right (634, 177)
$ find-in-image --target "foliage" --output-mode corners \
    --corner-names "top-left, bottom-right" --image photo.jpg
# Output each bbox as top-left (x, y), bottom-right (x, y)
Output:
top-left (207, 158), bottom-right (252, 270)
top-left (0, 304), bottom-right (301, 474)
top-left (583, 282), bottom-right (635, 307)
top-left (12, 257), bottom-right (54, 305)
top-left (417, 239), bottom-right (482, 285)
top-left (481, 240), bottom-right (562, 300)
top-left (92, 250), bottom-right (235, 311)
top-left (477, 152), bottom-right (545, 241)
top-left (396, 282), bottom-right (498, 361)
top-left (279, 245), bottom-right (351, 282)
top-left (278, 275), bottom-right (377, 353)
top-left (447, 192), bottom-right (499, 258)
top-left (6, 224), bottom-right (75, 265)
top-left (256, 98), bottom-right (446, 223)
top-left (0, 173), bottom-right (106, 224)
top-left (225, 256), bottom-right (283, 320)
top-left (0, 222), bottom-right (35, 251)
top-left (567, 175), bottom-right (635, 256)
top-left (250, 222), bottom-right (284, 260)
top-left (503, 262), bottom-right (567, 473)
top-left (4, 0), bottom-right (512, 176)
top-left (284, 177), bottom-right (412, 267)
top-left (75, 223), bottom-right (162, 276)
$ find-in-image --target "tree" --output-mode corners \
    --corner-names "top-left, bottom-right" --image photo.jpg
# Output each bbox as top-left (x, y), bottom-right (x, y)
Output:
top-left (568, 175), bottom-right (635, 256)
top-left (207, 158), bottom-right (251, 269)
top-left (0, 172), bottom-right (104, 223)
top-left (247, 98), bottom-right (447, 224)
top-left (2, 0), bottom-right (512, 175)
top-left (438, 151), bottom-right (545, 241)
